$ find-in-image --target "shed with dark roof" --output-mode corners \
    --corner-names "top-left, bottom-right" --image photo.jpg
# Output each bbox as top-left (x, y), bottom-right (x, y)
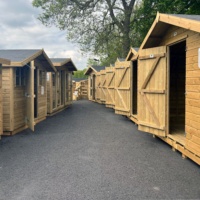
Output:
top-left (137, 12), bottom-right (200, 165)
top-left (0, 49), bottom-right (56, 134)
top-left (46, 58), bottom-right (77, 115)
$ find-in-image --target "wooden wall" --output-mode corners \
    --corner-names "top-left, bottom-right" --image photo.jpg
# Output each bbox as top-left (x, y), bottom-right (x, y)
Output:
top-left (0, 65), bottom-right (2, 135)
top-left (158, 26), bottom-right (200, 157)
top-left (2, 68), bottom-right (12, 131)
top-left (36, 69), bottom-right (47, 122)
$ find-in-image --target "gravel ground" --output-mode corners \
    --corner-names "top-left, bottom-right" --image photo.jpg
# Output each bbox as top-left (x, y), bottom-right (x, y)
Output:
top-left (0, 100), bottom-right (200, 200)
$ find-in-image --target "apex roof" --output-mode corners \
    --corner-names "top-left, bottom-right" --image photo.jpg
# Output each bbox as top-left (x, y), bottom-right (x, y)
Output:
top-left (0, 49), bottom-right (56, 72)
top-left (85, 65), bottom-right (106, 75)
top-left (140, 13), bottom-right (200, 49)
top-left (50, 58), bottom-right (77, 71)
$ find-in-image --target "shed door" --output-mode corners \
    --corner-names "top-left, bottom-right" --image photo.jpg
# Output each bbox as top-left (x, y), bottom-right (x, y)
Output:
top-left (95, 72), bottom-right (101, 101)
top-left (26, 61), bottom-right (35, 131)
top-left (106, 67), bottom-right (115, 107)
top-left (115, 61), bottom-right (131, 116)
top-left (138, 46), bottom-right (167, 137)
top-left (101, 71), bottom-right (106, 102)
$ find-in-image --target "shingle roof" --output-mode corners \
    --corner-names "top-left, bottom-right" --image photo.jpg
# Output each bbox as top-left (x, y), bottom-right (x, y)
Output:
top-left (72, 77), bottom-right (87, 82)
top-left (50, 58), bottom-right (77, 71)
top-left (0, 49), bottom-right (56, 72)
top-left (168, 14), bottom-right (200, 22)
top-left (92, 65), bottom-right (106, 72)
top-left (0, 49), bottom-right (41, 62)
top-left (133, 48), bottom-right (139, 52)
top-left (117, 58), bottom-right (125, 62)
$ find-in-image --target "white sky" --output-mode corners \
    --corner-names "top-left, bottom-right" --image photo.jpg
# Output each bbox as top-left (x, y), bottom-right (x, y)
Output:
top-left (0, 0), bottom-right (89, 70)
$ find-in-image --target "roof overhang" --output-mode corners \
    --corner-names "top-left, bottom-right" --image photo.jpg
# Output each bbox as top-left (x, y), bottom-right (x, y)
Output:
top-left (52, 58), bottom-right (77, 72)
top-left (2, 49), bottom-right (56, 72)
top-left (0, 58), bottom-right (10, 65)
top-left (84, 66), bottom-right (97, 75)
top-left (140, 12), bottom-right (200, 50)
top-left (125, 47), bottom-right (138, 61)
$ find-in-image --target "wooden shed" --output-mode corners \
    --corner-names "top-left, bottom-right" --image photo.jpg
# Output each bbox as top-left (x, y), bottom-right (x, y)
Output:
top-left (47, 58), bottom-right (77, 115)
top-left (0, 58), bottom-right (10, 138)
top-left (0, 49), bottom-right (56, 134)
top-left (137, 13), bottom-right (200, 165)
top-left (114, 49), bottom-right (138, 124)
top-left (85, 65), bottom-right (106, 102)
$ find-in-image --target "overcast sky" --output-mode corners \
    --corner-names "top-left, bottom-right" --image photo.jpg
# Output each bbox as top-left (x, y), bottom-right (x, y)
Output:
top-left (0, 0), bottom-right (89, 70)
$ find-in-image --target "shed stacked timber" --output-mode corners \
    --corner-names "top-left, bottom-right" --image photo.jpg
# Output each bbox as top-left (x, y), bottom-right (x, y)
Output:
top-left (0, 58), bottom-right (10, 138)
top-left (72, 79), bottom-right (88, 100)
top-left (0, 49), bottom-right (56, 134)
top-left (85, 65), bottom-right (106, 102)
top-left (105, 66), bottom-right (115, 108)
top-left (137, 13), bottom-right (200, 165)
top-left (47, 58), bottom-right (77, 116)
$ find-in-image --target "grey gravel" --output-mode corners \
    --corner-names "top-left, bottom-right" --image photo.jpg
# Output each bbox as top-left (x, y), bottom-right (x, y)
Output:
top-left (0, 100), bottom-right (200, 200)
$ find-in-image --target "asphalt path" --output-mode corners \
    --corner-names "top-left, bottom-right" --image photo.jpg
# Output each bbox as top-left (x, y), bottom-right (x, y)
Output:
top-left (0, 100), bottom-right (200, 200)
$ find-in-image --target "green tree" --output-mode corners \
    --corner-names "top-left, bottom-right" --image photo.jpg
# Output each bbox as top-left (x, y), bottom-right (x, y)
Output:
top-left (32, 0), bottom-right (137, 59)
top-left (73, 69), bottom-right (88, 78)
top-left (133, 0), bottom-right (200, 46)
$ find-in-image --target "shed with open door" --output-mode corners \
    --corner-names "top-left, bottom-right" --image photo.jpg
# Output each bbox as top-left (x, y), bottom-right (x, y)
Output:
top-left (0, 58), bottom-right (10, 138)
top-left (85, 65), bottom-right (106, 102)
top-left (125, 48), bottom-right (139, 124)
top-left (138, 13), bottom-right (200, 165)
top-left (114, 50), bottom-right (138, 119)
top-left (47, 58), bottom-right (77, 116)
top-left (0, 49), bottom-right (56, 135)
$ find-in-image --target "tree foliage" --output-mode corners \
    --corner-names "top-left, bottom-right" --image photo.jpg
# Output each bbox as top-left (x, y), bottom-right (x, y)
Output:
top-left (32, 0), bottom-right (137, 59)
top-left (32, 0), bottom-right (200, 67)
top-left (133, 0), bottom-right (200, 46)
top-left (73, 68), bottom-right (88, 78)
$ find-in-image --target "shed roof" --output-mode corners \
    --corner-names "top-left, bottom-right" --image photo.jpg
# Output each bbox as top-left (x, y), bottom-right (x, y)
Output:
top-left (0, 58), bottom-right (10, 65)
top-left (125, 47), bottom-right (139, 61)
top-left (84, 65), bottom-right (106, 75)
top-left (0, 49), bottom-right (56, 72)
top-left (50, 58), bottom-right (77, 71)
top-left (72, 77), bottom-right (87, 82)
top-left (140, 13), bottom-right (200, 49)
top-left (117, 58), bottom-right (125, 62)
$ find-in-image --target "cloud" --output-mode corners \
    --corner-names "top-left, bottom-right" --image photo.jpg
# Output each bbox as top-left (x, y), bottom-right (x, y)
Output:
top-left (0, 0), bottom-right (89, 69)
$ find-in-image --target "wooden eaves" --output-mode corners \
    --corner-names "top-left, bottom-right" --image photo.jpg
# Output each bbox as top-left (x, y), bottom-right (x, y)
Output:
top-left (140, 12), bottom-right (200, 50)
top-left (2, 49), bottom-right (56, 72)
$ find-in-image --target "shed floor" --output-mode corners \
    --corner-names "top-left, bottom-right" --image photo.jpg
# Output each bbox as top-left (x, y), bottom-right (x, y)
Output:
top-left (0, 100), bottom-right (200, 200)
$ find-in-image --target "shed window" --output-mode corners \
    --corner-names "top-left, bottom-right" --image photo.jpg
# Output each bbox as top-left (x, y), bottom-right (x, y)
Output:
top-left (39, 70), bottom-right (44, 86)
top-left (15, 68), bottom-right (25, 86)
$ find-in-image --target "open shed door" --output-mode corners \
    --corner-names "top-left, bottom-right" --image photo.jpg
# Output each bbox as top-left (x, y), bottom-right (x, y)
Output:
top-left (115, 61), bottom-right (131, 116)
top-left (101, 70), bottom-right (106, 103)
top-left (138, 46), bottom-right (167, 137)
top-left (26, 61), bottom-right (35, 131)
top-left (95, 72), bottom-right (101, 102)
top-left (106, 67), bottom-right (115, 108)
